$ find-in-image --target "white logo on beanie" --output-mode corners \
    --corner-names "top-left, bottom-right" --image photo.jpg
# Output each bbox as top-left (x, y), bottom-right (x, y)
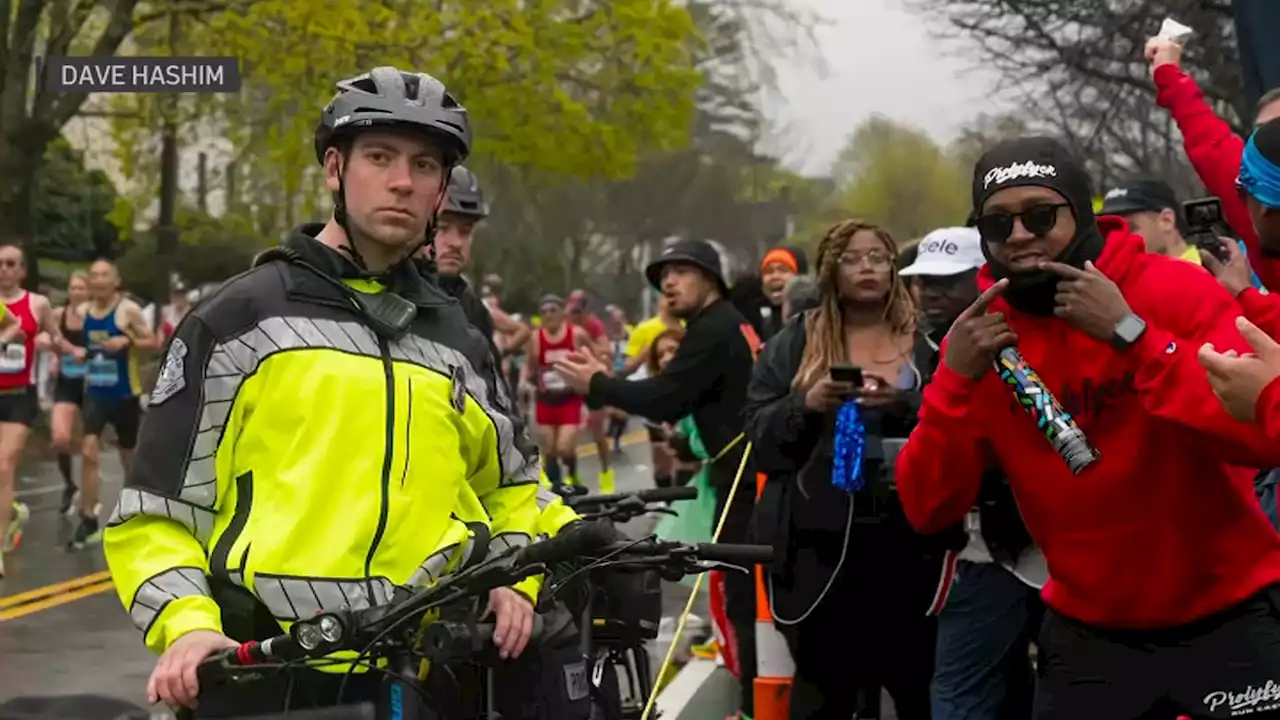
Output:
top-left (984, 161), bottom-right (1058, 189)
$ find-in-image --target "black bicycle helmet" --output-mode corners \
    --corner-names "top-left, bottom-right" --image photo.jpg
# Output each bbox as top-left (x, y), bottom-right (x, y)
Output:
top-left (442, 165), bottom-right (489, 219)
top-left (314, 67), bottom-right (472, 166)
top-left (313, 68), bottom-right (471, 272)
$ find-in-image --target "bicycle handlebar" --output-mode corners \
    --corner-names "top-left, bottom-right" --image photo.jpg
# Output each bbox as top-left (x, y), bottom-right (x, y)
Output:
top-left (196, 521), bottom-right (618, 681)
top-left (567, 486), bottom-right (697, 510)
top-left (597, 538), bottom-right (774, 563)
top-left (193, 522), bottom-right (773, 686)
top-left (510, 520), bottom-right (617, 566)
top-left (198, 616), bottom-right (552, 690)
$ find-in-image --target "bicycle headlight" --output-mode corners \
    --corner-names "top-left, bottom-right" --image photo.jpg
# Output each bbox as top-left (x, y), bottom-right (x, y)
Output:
top-left (294, 621), bottom-right (324, 651)
top-left (318, 614), bottom-right (344, 643)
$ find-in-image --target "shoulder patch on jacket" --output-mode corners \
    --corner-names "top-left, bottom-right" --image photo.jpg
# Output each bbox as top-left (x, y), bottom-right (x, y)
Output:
top-left (151, 338), bottom-right (188, 406)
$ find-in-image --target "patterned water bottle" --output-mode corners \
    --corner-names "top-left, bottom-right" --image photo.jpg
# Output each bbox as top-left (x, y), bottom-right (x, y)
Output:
top-left (993, 347), bottom-right (1099, 474)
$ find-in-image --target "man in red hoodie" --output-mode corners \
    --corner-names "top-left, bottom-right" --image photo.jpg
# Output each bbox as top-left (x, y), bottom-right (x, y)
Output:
top-left (897, 136), bottom-right (1280, 720)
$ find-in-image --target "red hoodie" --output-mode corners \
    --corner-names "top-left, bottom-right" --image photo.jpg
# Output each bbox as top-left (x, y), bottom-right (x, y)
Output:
top-left (1154, 64), bottom-right (1280, 291)
top-left (897, 218), bottom-right (1280, 629)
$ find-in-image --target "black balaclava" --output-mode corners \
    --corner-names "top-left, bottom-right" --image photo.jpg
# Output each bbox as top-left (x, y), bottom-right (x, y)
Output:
top-left (972, 137), bottom-right (1106, 316)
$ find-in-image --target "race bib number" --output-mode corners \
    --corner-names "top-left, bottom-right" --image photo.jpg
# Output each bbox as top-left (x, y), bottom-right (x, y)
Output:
top-left (0, 344), bottom-right (26, 374)
top-left (541, 369), bottom-right (567, 392)
top-left (60, 354), bottom-right (86, 379)
top-left (86, 354), bottom-right (119, 388)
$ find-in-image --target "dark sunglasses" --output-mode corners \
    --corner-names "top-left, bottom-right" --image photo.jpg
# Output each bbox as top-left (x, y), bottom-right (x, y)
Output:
top-left (975, 203), bottom-right (1071, 244)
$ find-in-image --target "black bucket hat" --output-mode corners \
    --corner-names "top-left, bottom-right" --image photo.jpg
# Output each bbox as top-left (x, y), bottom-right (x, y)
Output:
top-left (645, 239), bottom-right (728, 294)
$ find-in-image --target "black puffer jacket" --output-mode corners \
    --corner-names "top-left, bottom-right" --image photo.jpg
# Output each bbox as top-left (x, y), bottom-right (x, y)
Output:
top-left (744, 315), bottom-right (964, 621)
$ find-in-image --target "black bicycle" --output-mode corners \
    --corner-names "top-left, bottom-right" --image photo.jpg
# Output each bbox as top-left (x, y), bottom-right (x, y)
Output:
top-left (192, 520), bottom-right (772, 720)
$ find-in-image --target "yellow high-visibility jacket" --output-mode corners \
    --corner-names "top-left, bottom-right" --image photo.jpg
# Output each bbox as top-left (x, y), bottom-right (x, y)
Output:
top-left (104, 229), bottom-right (544, 659)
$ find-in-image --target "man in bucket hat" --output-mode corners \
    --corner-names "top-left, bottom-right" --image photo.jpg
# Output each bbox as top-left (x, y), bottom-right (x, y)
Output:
top-left (554, 238), bottom-right (762, 720)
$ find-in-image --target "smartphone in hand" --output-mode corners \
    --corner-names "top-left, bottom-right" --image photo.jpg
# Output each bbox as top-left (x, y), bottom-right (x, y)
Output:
top-left (830, 364), bottom-right (864, 387)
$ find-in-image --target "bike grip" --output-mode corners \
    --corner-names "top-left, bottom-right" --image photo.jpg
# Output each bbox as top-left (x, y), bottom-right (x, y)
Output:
top-left (195, 648), bottom-right (239, 689)
top-left (637, 486), bottom-right (698, 503)
top-left (514, 520), bottom-right (616, 565)
top-left (694, 543), bottom-right (776, 565)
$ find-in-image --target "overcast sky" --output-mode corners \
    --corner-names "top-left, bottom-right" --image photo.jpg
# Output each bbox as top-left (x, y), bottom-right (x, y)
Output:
top-left (766, 0), bottom-right (1008, 176)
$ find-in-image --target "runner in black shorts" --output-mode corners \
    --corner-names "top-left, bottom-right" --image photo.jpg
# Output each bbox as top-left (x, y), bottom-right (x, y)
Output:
top-left (72, 260), bottom-right (156, 550)
top-left (49, 271), bottom-right (89, 514)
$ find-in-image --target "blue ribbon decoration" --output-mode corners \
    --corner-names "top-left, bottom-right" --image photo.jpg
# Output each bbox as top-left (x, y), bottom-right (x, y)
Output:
top-left (1240, 133), bottom-right (1280, 209)
top-left (831, 399), bottom-right (867, 493)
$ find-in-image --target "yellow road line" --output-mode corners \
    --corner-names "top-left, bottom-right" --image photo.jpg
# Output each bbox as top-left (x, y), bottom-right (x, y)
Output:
top-left (0, 428), bottom-right (653, 617)
top-left (0, 570), bottom-right (112, 609)
top-left (0, 579), bottom-right (114, 622)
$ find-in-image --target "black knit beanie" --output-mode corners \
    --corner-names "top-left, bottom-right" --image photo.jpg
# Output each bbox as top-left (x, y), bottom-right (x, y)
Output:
top-left (971, 137), bottom-right (1105, 316)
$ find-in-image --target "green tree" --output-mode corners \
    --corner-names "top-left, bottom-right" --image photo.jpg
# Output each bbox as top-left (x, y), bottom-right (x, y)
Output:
top-left (801, 116), bottom-right (970, 245)
top-left (439, 0), bottom-right (818, 312)
top-left (31, 138), bottom-right (121, 262)
top-left (117, 204), bottom-right (260, 299)
top-left (109, 0), bottom-right (703, 242)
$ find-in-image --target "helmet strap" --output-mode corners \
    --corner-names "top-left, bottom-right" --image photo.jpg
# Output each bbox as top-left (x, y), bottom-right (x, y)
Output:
top-left (332, 157), bottom-right (371, 272)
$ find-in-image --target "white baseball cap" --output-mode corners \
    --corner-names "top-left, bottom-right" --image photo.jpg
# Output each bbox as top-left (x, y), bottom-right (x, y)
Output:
top-left (899, 227), bottom-right (985, 277)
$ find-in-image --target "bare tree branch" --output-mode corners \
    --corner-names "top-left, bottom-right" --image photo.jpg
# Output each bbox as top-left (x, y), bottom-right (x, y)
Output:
top-left (908, 0), bottom-right (1247, 188)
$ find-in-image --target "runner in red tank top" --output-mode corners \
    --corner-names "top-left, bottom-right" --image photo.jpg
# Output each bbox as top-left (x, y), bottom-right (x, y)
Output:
top-left (522, 294), bottom-right (591, 488)
top-left (0, 242), bottom-right (59, 578)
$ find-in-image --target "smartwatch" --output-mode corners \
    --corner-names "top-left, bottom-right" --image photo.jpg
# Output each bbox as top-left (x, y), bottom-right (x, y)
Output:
top-left (1110, 314), bottom-right (1147, 351)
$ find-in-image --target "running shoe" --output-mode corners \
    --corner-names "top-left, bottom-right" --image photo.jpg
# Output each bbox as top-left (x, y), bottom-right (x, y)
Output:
top-left (68, 514), bottom-right (101, 550)
top-left (4, 501), bottom-right (29, 552)
top-left (690, 638), bottom-right (719, 660)
top-left (599, 467), bottom-right (616, 494)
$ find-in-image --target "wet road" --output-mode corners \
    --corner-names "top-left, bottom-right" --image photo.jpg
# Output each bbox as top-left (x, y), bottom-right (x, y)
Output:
top-left (0, 431), bottom-right (713, 710)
